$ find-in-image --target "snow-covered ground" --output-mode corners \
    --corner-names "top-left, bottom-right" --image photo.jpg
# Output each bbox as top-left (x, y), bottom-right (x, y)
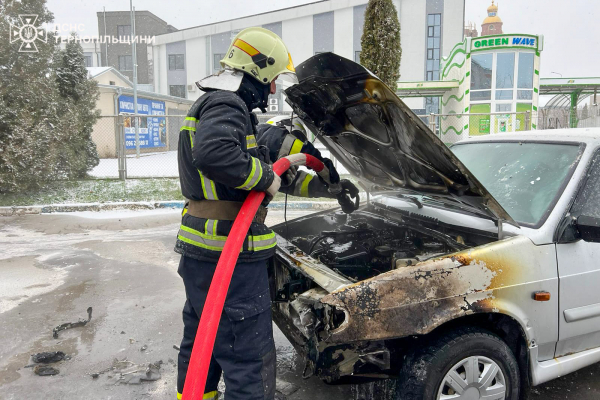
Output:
top-left (90, 146), bottom-right (348, 179)
top-left (49, 208), bottom-right (183, 219)
top-left (90, 151), bottom-right (179, 178)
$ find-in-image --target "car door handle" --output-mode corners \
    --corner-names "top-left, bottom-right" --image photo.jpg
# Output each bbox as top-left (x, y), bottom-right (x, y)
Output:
top-left (564, 303), bottom-right (600, 323)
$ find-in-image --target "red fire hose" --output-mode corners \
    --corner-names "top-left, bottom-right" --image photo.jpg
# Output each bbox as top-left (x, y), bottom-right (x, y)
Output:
top-left (181, 154), bottom-right (327, 399)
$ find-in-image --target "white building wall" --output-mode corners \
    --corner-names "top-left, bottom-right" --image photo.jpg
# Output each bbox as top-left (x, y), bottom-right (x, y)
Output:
top-left (282, 16), bottom-right (314, 69)
top-left (185, 37), bottom-right (207, 101)
top-left (333, 8), bottom-right (354, 60)
top-left (153, 44), bottom-right (169, 96)
top-left (281, 15), bottom-right (314, 111)
top-left (442, 0), bottom-right (465, 58)
top-left (398, 0), bottom-right (427, 109)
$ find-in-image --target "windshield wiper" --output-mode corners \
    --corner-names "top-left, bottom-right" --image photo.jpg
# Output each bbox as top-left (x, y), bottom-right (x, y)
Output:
top-left (419, 195), bottom-right (494, 220)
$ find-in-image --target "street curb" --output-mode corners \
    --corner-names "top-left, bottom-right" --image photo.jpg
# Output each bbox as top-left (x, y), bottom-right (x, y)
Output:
top-left (0, 200), bottom-right (338, 216)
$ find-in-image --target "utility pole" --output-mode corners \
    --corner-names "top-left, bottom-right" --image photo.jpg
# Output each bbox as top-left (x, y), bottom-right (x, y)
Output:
top-left (130, 1), bottom-right (140, 158)
top-left (103, 7), bottom-right (108, 67)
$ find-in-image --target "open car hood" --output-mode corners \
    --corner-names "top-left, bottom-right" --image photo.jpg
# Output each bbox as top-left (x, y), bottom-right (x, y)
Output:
top-left (284, 53), bottom-right (516, 225)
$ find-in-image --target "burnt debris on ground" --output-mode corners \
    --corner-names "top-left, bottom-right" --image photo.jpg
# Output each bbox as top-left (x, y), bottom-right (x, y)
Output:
top-left (92, 358), bottom-right (163, 385)
top-left (53, 306), bottom-right (93, 338)
top-left (33, 365), bottom-right (60, 376)
top-left (31, 351), bottom-right (67, 363)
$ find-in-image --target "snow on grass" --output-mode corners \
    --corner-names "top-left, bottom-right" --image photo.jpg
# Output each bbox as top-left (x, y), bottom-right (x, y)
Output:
top-left (0, 178), bottom-right (184, 206)
top-left (52, 208), bottom-right (182, 219)
top-left (90, 151), bottom-right (179, 178)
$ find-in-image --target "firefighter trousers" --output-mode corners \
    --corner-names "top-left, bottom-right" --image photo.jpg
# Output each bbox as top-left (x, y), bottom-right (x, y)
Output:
top-left (177, 256), bottom-right (276, 400)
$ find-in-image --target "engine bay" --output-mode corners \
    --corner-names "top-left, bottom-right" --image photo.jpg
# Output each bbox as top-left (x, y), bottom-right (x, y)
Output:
top-left (272, 204), bottom-right (494, 283)
top-left (269, 201), bottom-right (501, 380)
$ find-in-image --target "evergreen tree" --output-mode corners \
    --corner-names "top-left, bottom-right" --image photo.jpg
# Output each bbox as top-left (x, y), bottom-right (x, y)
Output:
top-left (54, 33), bottom-right (100, 178)
top-left (581, 104), bottom-right (589, 120)
top-left (0, 0), bottom-right (60, 193)
top-left (0, 1), bottom-right (99, 193)
top-left (359, 0), bottom-right (402, 89)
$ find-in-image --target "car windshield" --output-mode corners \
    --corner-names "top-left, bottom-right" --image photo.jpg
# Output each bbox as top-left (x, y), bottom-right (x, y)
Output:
top-left (452, 142), bottom-right (581, 225)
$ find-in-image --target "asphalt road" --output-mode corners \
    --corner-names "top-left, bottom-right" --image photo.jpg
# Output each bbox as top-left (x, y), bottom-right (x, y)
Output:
top-left (0, 209), bottom-right (599, 400)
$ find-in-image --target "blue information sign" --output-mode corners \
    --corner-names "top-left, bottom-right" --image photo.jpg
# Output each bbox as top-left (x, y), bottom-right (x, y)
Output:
top-left (118, 95), bottom-right (167, 149)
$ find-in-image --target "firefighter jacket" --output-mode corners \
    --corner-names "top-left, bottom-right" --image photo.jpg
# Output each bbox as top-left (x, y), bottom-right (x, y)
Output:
top-left (175, 75), bottom-right (278, 263)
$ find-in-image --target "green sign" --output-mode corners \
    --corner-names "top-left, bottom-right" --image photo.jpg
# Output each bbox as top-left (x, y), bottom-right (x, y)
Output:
top-left (472, 35), bottom-right (537, 51)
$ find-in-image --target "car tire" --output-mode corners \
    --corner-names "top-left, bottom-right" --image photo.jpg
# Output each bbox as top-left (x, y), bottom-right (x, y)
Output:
top-left (396, 327), bottom-right (520, 400)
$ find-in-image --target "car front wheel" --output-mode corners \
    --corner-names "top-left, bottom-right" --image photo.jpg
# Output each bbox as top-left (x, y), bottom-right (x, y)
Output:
top-left (396, 327), bottom-right (520, 400)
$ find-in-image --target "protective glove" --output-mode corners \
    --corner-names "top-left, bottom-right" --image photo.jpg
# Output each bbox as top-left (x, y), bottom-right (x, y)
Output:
top-left (265, 173), bottom-right (282, 199)
top-left (281, 165), bottom-right (299, 187)
top-left (336, 179), bottom-right (360, 214)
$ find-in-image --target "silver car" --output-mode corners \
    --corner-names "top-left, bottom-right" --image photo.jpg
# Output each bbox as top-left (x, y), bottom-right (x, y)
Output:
top-left (269, 53), bottom-right (600, 400)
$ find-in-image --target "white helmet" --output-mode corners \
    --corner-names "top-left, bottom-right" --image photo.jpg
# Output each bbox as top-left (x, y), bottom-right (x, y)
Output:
top-left (266, 115), bottom-right (306, 136)
top-left (221, 27), bottom-right (295, 85)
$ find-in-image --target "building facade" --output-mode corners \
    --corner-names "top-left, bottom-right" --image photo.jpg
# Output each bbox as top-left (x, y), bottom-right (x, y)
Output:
top-left (440, 33), bottom-right (543, 142)
top-left (96, 11), bottom-right (177, 88)
top-left (151, 0), bottom-right (465, 111)
top-left (86, 67), bottom-right (193, 158)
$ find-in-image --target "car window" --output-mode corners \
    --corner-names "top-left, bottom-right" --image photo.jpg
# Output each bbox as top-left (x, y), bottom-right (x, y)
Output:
top-left (571, 150), bottom-right (600, 219)
top-left (452, 142), bottom-right (581, 225)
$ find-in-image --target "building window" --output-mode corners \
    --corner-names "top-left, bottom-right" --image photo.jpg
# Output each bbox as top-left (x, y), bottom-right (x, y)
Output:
top-left (490, 25), bottom-right (495, 31)
top-left (470, 53), bottom-right (493, 101)
top-left (118, 55), bottom-right (133, 71)
top-left (213, 53), bottom-right (225, 71)
top-left (425, 13), bottom-right (441, 114)
top-left (84, 55), bottom-right (92, 67)
top-left (518, 53), bottom-right (534, 89)
top-left (117, 25), bottom-right (131, 38)
top-left (425, 14), bottom-right (441, 82)
top-left (355, 51), bottom-right (361, 64)
top-left (168, 54), bottom-right (185, 70)
top-left (169, 85), bottom-right (186, 98)
top-left (496, 53), bottom-right (515, 89)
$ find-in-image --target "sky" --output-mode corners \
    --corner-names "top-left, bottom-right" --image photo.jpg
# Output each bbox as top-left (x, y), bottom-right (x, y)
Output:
top-left (46, 0), bottom-right (599, 78)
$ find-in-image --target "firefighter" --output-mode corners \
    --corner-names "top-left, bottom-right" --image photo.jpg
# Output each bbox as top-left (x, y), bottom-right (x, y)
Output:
top-left (175, 27), bottom-right (357, 400)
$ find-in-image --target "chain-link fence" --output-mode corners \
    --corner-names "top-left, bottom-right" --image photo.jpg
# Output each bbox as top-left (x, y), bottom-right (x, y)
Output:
top-left (89, 113), bottom-right (333, 180)
top-left (537, 105), bottom-right (600, 130)
top-left (89, 108), bottom-right (600, 180)
top-left (90, 114), bottom-right (186, 179)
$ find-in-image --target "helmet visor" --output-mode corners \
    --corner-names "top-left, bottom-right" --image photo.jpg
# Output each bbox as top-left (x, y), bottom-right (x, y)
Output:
top-left (275, 72), bottom-right (298, 89)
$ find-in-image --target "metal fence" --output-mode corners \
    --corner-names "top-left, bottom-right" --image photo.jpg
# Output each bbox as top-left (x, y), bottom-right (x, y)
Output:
top-left (90, 115), bottom-right (185, 179)
top-left (90, 113), bottom-right (308, 180)
top-left (537, 105), bottom-right (600, 130)
top-left (422, 111), bottom-right (534, 145)
top-left (90, 109), bottom-right (600, 180)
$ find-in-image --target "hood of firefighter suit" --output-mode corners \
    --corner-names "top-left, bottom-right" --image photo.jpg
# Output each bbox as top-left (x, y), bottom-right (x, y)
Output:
top-left (196, 69), bottom-right (271, 113)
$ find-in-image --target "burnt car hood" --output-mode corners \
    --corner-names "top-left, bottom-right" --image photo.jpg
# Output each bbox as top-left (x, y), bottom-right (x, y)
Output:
top-left (284, 52), bottom-right (516, 225)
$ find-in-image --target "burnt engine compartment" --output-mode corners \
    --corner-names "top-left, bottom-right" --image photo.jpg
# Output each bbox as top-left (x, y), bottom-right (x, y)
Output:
top-left (274, 207), bottom-right (483, 283)
top-left (270, 203), bottom-right (499, 381)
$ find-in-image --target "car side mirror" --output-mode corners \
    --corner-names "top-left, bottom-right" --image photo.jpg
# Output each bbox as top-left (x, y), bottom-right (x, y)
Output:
top-left (577, 215), bottom-right (600, 243)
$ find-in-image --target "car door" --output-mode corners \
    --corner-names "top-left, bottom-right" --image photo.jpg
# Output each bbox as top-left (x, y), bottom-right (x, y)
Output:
top-left (556, 149), bottom-right (600, 357)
